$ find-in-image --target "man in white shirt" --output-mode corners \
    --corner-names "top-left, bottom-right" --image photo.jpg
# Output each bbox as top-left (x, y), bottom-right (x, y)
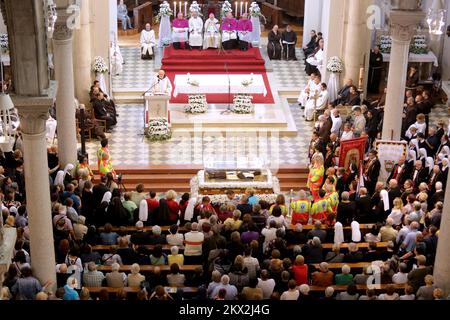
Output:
top-left (188, 10), bottom-right (203, 49)
top-left (149, 69), bottom-right (173, 96)
top-left (140, 23), bottom-right (156, 59)
top-left (330, 108), bottom-right (343, 136)
top-left (210, 275), bottom-right (238, 300)
top-left (304, 82), bottom-right (328, 121)
top-left (184, 222), bottom-right (204, 264)
top-left (392, 263), bottom-right (408, 284)
top-left (298, 73), bottom-right (319, 107)
top-left (257, 270), bottom-right (275, 299)
top-left (340, 123), bottom-right (354, 141)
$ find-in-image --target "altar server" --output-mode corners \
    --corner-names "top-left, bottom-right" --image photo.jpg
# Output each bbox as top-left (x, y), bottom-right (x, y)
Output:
top-left (304, 83), bottom-right (329, 122)
top-left (221, 11), bottom-right (238, 50)
top-left (298, 73), bottom-right (320, 107)
top-left (188, 9), bottom-right (203, 49)
top-left (172, 12), bottom-right (189, 49)
top-left (150, 69), bottom-right (173, 96)
top-left (140, 23), bottom-right (156, 60)
top-left (237, 13), bottom-right (253, 51)
top-left (203, 13), bottom-right (220, 49)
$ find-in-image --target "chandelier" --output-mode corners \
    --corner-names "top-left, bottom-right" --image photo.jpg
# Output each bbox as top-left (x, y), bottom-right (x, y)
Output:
top-left (426, 8), bottom-right (447, 35)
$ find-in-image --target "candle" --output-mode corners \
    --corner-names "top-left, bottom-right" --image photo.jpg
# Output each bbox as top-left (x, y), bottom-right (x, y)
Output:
top-left (245, 2), bottom-right (248, 14)
top-left (358, 67), bottom-right (364, 89)
top-left (184, 1), bottom-right (187, 17)
top-left (174, 2), bottom-right (176, 16)
top-left (235, 2), bottom-right (238, 16)
top-left (179, 1), bottom-right (181, 15)
top-left (168, 110), bottom-right (171, 124)
top-left (240, 1), bottom-right (243, 16)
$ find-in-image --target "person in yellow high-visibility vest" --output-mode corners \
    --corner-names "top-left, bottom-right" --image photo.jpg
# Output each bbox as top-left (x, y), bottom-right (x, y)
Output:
top-left (311, 189), bottom-right (332, 224)
top-left (290, 190), bottom-right (311, 225)
top-left (307, 154), bottom-right (324, 201)
top-left (324, 184), bottom-right (339, 226)
top-left (97, 138), bottom-right (115, 177)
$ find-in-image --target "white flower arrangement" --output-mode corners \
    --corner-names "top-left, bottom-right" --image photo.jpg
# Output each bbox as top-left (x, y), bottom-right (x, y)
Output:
top-left (92, 56), bottom-right (108, 74)
top-left (0, 34), bottom-right (8, 52)
top-left (188, 1), bottom-right (203, 17)
top-left (410, 35), bottom-right (429, 54)
top-left (221, 0), bottom-right (233, 18)
top-left (232, 94), bottom-right (254, 114)
top-left (326, 56), bottom-right (344, 73)
top-left (155, 1), bottom-right (173, 23)
top-left (204, 193), bottom-right (279, 206)
top-left (185, 94), bottom-right (208, 113)
top-left (145, 118), bottom-right (172, 141)
top-left (249, 2), bottom-right (267, 23)
top-left (379, 35), bottom-right (392, 53)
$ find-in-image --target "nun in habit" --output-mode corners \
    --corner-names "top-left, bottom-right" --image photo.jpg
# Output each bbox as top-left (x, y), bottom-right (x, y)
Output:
top-left (334, 222), bottom-right (344, 245)
top-left (351, 221), bottom-right (361, 243)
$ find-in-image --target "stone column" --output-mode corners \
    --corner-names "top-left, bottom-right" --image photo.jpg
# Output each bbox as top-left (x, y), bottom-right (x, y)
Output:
top-left (381, 10), bottom-right (424, 141)
top-left (12, 82), bottom-right (58, 293)
top-left (343, 0), bottom-right (363, 84)
top-left (74, 0), bottom-right (92, 106)
top-left (434, 171), bottom-right (450, 296)
top-left (53, 8), bottom-right (78, 167)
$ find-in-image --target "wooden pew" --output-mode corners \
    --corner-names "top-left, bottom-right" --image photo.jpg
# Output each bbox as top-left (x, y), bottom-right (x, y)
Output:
top-left (86, 286), bottom-right (199, 296)
top-left (261, 2), bottom-right (284, 29)
top-left (97, 264), bottom-right (201, 273)
top-left (133, 1), bottom-right (153, 31)
top-left (287, 224), bottom-right (376, 231)
top-left (312, 262), bottom-right (371, 271)
top-left (287, 242), bottom-right (389, 251)
top-left (92, 244), bottom-right (185, 252)
top-left (309, 283), bottom-right (407, 293)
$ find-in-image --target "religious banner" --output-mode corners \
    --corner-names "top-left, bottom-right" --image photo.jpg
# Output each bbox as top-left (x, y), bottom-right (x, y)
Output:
top-left (375, 140), bottom-right (407, 183)
top-left (338, 137), bottom-right (367, 171)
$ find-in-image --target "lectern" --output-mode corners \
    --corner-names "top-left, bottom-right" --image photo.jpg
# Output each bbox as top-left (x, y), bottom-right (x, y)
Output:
top-left (144, 93), bottom-right (170, 126)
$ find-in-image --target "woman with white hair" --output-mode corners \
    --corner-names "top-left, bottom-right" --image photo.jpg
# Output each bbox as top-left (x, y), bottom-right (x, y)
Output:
top-left (127, 263), bottom-right (145, 287)
top-left (322, 286), bottom-right (335, 300)
top-left (168, 245), bottom-right (184, 266)
top-left (63, 277), bottom-right (80, 300)
top-left (106, 262), bottom-right (127, 288)
top-left (298, 284), bottom-right (312, 301)
top-left (335, 264), bottom-right (353, 285)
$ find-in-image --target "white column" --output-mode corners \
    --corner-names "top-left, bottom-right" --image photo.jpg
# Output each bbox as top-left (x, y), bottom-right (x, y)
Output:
top-left (302, 0), bottom-right (323, 47)
top-left (14, 86), bottom-right (58, 293)
top-left (321, 0), bottom-right (345, 82)
top-left (53, 9), bottom-right (78, 167)
top-left (382, 10), bottom-right (425, 141)
top-left (434, 169), bottom-right (450, 296)
top-left (74, 0), bottom-right (93, 106)
top-left (343, 0), bottom-right (363, 84)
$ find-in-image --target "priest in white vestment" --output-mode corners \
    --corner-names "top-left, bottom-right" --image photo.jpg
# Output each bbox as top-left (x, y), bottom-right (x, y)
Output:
top-left (188, 10), bottom-right (203, 49)
top-left (304, 83), bottom-right (328, 121)
top-left (203, 13), bottom-right (220, 49)
top-left (110, 37), bottom-right (124, 75)
top-left (150, 70), bottom-right (173, 96)
top-left (305, 38), bottom-right (324, 75)
top-left (140, 23), bottom-right (156, 60)
top-left (298, 73), bottom-right (319, 106)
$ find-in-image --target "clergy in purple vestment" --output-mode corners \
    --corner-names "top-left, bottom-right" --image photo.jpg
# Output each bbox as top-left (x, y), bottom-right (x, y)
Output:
top-left (221, 11), bottom-right (238, 50)
top-left (172, 12), bottom-right (189, 49)
top-left (237, 13), bottom-right (253, 51)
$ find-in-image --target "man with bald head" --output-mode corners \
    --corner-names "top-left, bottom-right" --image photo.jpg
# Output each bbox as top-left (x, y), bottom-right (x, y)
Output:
top-left (332, 79), bottom-right (353, 106)
top-left (140, 23), bottom-right (155, 59)
top-left (150, 69), bottom-right (173, 96)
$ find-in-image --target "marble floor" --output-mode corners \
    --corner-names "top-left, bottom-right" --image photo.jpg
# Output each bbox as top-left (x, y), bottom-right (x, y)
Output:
top-left (85, 47), bottom-right (314, 167)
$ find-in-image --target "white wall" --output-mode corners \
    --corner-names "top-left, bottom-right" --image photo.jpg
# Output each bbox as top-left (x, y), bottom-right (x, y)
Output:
top-left (109, 0), bottom-right (118, 41)
top-left (302, 0), bottom-right (323, 47)
top-left (441, 0), bottom-right (450, 80)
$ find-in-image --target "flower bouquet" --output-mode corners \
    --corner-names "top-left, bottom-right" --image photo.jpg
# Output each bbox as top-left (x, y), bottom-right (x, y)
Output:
top-left (0, 34), bottom-right (8, 53)
top-left (145, 118), bottom-right (172, 141)
top-left (326, 56), bottom-right (344, 73)
top-left (185, 94), bottom-right (208, 113)
top-left (232, 94), bottom-right (254, 114)
top-left (92, 56), bottom-right (108, 73)
top-left (379, 35), bottom-right (392, 54)
top-left (221, 0), bottom-right (233, 18)
top-left (410, 35), bottom-right (429, 54)
top-left (155, 1), bottom-right (173, 23)
top-left (249, 2), bottom-right (267, 23)
top-left (188, 1), bottom-right (203, 17)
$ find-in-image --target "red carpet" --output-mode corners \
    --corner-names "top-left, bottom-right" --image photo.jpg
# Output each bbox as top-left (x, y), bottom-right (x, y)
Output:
top-left (162, 46), bottom-right (274, 104)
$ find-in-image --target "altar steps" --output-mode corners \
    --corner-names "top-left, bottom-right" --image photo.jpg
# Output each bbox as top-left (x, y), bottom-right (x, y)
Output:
top-left (92, 165), bottom-right (309, 193)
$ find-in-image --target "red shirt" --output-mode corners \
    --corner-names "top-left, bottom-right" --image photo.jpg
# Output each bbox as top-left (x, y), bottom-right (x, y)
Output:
top-left (292, 264), bottom-right (309, 286)
top-left (167, 199), bottom-right (180, 222)
top-left (146, 198), bottom-right (159, 213)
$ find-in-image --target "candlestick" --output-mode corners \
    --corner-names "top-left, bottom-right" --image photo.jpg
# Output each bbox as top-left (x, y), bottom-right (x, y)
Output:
top-left (174, 2), bottom-right (177, 16)
top-left (184, 1), bottom-right (187, 17)
top-left (358, 67), bottom-right (364, 90)
top-left (235, 2), bottom-right (238, 16)
top-left (240, 1), bottom-right (243, 16)
top-left (179, 1), bottom-right (181, 15)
